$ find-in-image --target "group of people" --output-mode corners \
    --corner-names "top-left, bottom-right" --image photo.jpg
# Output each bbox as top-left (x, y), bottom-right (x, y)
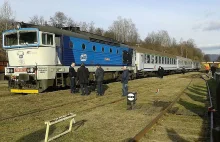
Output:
top-left (69, 63), bottom-right (129, 96)
top-left (205, 62), bottom-right (217, 78)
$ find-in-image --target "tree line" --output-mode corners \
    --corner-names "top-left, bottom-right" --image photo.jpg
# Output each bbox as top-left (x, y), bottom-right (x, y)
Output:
top-left (0, 0), bottom-right (209, 62)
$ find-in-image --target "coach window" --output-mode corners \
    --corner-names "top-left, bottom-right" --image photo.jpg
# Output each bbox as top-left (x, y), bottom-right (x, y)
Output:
top-left (82, 44), bottom-right (86, 50)
top-left (93, 46), bottom-right (96, 51)
top-left (155, 56), bottom-right (158, 64)
top-left (144, 55), bottom-right (147, 63)
top-left (151, 55), bottom-right (154, 64)
top-left (147, 55), bottom-right (150, 63)
top-left (159, 56), bottom-right (161, 64)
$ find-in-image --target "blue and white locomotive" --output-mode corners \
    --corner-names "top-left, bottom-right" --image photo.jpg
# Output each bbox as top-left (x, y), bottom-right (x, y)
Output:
top-left (2, 22), bottom-right (136, 93)
top-left (2, 22), bottom-right (200, 94)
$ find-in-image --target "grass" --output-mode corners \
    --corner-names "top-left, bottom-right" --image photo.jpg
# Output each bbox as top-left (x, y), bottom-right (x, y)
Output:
top-left (0, 72), bottom-right (201, 142)
top-left (140, 75), bottom-right (209, 142)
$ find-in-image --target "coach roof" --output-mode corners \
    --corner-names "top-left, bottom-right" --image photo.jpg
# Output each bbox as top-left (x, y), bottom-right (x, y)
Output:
top-left (132, 46), bottom-right (177, 58)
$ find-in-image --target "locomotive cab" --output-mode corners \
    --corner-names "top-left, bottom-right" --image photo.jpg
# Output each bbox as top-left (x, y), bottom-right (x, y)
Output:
top-left (2, 23), bottom-right (57, 93)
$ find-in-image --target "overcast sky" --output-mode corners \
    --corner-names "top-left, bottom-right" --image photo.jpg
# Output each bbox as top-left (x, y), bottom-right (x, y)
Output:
top-left (3, 0), bottom-right (220, 54)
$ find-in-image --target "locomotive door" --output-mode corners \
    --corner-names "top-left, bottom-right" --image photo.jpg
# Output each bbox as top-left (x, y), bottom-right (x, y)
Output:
top-left (123, 49), bottom-right (133, 65)
top-left (55, 35), bottom-right (63, 65)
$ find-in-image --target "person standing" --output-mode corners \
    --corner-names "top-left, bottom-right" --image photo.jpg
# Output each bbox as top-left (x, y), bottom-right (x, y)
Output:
top-left (95, 64), bottom-right (104, 96)
top-left (77, 63), bottom-right (89, 96)
top-left (158, 66), bottom-right (164, 79)
top-left (69, 62), bottom-right (76, 93)
top-left (211, 63), bottom-right (217, 78)
top-left (121, 66), bottom-right (129, 96)
top-left (182, 66), bottom-right (186, 74)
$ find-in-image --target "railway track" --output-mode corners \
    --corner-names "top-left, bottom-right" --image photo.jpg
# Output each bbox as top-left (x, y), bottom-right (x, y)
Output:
top-left (126, 74), bottom-right (199, 142)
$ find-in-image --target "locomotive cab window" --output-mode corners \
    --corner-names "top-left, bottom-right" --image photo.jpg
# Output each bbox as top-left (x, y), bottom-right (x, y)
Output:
top-left (42, 33), bottom-right (54, 45)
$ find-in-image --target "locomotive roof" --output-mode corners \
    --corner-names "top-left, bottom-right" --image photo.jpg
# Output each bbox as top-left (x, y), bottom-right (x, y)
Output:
top-left (17, 22), bottom-right (124, 47)
top-left (132, 46), bottom-right (177, 58)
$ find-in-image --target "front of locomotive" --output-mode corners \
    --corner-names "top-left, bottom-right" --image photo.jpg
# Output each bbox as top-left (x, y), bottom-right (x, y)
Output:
top-left (2, 23), bottom-right (56, 93)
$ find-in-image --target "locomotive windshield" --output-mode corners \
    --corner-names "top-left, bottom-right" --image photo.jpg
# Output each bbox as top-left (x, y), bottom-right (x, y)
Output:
top-left (4, 30), bottom-right (38, 47)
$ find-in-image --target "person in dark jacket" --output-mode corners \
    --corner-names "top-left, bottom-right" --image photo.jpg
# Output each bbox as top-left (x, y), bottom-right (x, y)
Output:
top-left (77, 63), bottom-right (89, 96)
top-left (158, 66), bottom-right (164, 79)
top-left (69, 62), bottom-right (76, 93)
top-left (211, 64), bottom-right (217, 78)
top-left (95, 64), bottom-right (104, 96)
top-left (121, 66), bottom-right (129, 96)
top-left (182, 67), bottom-right (186, 74)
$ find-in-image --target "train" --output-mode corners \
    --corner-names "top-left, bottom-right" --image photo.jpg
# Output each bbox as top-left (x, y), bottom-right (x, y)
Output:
top-left (2, 22), bottom-right (201, 94)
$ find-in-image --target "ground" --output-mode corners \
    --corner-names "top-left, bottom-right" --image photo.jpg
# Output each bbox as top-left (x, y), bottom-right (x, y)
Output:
top-left (0, 72), bottom-right (208, 142)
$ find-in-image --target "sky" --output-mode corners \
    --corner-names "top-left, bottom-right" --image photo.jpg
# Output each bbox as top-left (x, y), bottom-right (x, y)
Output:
top-left (2, 0), bottom-right (220, 54)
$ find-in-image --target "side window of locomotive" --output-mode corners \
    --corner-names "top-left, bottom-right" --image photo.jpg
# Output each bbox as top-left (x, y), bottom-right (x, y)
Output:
top-left (42, 33), bottom-right (53, 45)
top-left (82, 44), bottom-right (86, 50)
top-left (102, 47), bottom-right (104, 52)
top-left (110, 48), bottom-right (112, 53)
top-left (47, 34), bottom-right (53, 45)
top-left (93, 46), bottom-right (96, 51)
top-left (42, 33), bottom-right (46, 44)
top-left (117, 49), bottom-right (119, 54)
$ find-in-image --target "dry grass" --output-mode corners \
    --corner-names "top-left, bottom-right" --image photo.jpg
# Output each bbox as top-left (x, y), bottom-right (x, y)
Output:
top-left (141, 76), bottom-right (209, 142)
top-left (0, 72), bottom-right (200, 142)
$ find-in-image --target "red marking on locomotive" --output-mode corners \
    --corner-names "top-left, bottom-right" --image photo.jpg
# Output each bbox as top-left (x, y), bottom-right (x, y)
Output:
top-left (14, 68), bottom-right (27, 72)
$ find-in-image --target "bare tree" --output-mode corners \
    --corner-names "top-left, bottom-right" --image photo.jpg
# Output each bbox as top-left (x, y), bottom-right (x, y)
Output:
top-left (49, 11), bottom-right (67, 27)
top-left (203, 54), bottom-right (210, 62)
top-left (79, 21), bottom-right (89, 32)
top-left (216, 55), bottom-right (220, 62)
top-left (88, 21), bottom-right (95, 33)
top-left (108, 16), bottom-right (139, 43)
top-left (0, 0), bottom-right (15, 61)
top-left (66, 17), bottom-right (78, 27)
top-left (29, 15), bottom-right (46, 25)
top-left (94, 27), bottom-right (104, 36)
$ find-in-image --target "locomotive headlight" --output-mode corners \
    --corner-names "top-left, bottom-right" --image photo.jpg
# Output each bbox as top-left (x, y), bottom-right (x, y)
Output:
top-left (27, 68), bottom-right (30, 72)
top-left (6, 68), bottom-right (10, 73)
top-left (9, 68), bottom-right (14, 73)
